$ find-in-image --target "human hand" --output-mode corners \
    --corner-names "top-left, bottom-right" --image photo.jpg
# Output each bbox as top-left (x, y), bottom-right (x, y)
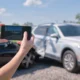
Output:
top-left (19, 32), bottom-right (34, 54)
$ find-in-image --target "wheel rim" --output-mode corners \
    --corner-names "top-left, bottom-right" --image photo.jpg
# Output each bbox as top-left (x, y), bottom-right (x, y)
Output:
top-left (24, 53), bottom-right (35, 68)
top-left (63, 54), bottom-right (75, 71)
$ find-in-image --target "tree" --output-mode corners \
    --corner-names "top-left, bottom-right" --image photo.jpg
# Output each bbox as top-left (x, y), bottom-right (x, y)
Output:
top-left (23, 22), bottom-right (33, 27)
top-left (76, 13), bottom-right (80, 23)
top-left (12, 23), bottom-right (20, 26)
top-left (63, 20), bottom-right (67, 23)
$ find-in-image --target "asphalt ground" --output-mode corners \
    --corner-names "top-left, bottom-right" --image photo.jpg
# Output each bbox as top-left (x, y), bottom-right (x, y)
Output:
top-left (11, 58), bottom-right (80, 80)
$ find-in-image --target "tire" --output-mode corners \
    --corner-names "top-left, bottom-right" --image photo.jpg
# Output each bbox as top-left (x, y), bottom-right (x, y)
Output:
top-left (22, 51), bottom-right (36, 68)
top-left (62, 50), bottom-right (79, 73)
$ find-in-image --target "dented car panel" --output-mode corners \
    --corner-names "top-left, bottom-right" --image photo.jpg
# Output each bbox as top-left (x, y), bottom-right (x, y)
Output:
top-left (33, 23), bottom-right (80, 64)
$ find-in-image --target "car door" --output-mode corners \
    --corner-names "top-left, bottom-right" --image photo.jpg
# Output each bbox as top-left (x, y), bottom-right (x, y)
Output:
top-left (33, 26), bottom-right (48, 57)
top-left (45, 26), bottom-right (60, 60)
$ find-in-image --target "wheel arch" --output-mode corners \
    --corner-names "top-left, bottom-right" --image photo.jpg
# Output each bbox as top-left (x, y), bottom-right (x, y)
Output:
top-left (61, 47), bottom-right (76, 62)
top-left (30, 47), bottom-right (40, 56)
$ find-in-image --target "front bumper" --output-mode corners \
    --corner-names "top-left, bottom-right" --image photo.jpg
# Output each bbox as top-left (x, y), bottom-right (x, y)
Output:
top-left (0, 49), bottom-right (18, 55)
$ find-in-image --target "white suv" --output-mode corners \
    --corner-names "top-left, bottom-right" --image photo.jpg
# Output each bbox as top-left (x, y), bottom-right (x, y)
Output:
top-left (32, 23), bottom-right (80, 72)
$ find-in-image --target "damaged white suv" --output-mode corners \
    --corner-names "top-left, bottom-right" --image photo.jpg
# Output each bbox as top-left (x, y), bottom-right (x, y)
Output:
top-left (32, 23), bottom-right (80, 72)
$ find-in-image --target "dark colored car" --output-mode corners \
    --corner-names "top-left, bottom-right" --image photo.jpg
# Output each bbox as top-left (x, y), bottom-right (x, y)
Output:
top-left (0, 24), bottom-right (38, 68)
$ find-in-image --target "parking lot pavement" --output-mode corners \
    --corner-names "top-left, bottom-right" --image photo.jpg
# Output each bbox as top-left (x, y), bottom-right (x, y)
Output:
top-left (12, 58), bottom-right (80, 80)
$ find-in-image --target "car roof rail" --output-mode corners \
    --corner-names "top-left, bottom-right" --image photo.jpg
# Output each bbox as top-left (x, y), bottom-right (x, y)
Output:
top-left (51, 23), bottom-right (55, 24)
top-left (39, 22), bottom-right (55, 27)
top-left (51, 23), bottom-right (55, 26)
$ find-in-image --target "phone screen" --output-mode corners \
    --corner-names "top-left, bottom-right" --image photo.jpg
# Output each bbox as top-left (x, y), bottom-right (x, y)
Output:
top-left (1, 25), bottom-right (32, 40)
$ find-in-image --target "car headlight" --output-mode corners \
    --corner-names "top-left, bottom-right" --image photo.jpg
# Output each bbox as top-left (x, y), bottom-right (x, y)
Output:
top-left (5, 43), bottom-right (8, 47)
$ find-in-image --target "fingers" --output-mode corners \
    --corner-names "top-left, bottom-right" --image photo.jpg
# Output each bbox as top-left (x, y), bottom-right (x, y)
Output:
top-left (23, 31), bottom-right (34, 42)
top-left (30, 36), bottom-right (34, 42)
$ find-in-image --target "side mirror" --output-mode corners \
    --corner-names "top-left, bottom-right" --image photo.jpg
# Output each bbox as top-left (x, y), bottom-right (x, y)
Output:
top-left (50, 33), bottom-right (59, 38)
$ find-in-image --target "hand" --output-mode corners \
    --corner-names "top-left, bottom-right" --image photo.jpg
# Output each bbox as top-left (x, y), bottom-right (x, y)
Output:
top-left (19, 32), bottom-right (34, 54)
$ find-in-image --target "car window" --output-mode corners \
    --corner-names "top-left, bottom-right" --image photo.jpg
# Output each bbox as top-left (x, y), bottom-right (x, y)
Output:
top-left (34, 26), bottom-right (48, 36)
top-left (59, 25), bottom-right (80, 36)
top-left (47, 26), bottom-right (58, 36)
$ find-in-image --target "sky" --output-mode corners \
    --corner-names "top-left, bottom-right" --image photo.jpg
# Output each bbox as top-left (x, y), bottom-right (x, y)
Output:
top-left (0, 0), bottom-right (80, 25)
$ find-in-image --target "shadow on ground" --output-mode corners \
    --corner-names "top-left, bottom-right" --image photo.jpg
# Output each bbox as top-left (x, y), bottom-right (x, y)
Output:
top-left (12, 58), bottom-right (63, 78)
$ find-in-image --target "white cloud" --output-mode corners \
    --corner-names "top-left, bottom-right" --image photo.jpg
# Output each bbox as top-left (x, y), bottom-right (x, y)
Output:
top-left (23, 0), bottom-right (42, 6)
top-left (0, 8), bottom-right (12, 17)
top-left (0, 8), bottom-right (6, 15)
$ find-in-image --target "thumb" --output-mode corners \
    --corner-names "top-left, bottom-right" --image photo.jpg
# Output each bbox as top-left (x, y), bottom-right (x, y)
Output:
top-left (23, 31), bottom-right (27, 41)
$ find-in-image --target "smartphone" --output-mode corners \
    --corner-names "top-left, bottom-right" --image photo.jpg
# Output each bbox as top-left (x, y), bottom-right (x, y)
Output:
top-left (1, 25), bottom-right (32, 40)
top-left (22, 26), bottom-right (32, 40)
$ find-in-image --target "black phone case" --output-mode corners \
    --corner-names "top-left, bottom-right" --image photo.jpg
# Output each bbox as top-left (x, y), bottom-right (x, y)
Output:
top-left (1, 25), bottom-right (32, 40)
top-left (22, 26), bottom-right (32, 40)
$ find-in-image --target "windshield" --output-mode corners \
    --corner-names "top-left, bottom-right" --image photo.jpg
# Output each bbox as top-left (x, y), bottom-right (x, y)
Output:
top-left (59, 25), bottom-right (80, 36)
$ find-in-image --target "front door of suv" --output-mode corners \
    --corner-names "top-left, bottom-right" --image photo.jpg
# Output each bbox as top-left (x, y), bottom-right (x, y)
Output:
top-left (45, 26), bottom-right (60, 60)
top-left (33, 26), bottom-right (48, 57)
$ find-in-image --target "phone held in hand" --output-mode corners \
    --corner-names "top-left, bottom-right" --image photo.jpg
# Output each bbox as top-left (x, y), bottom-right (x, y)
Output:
top-left (1, 25), bottom-right (32, 40)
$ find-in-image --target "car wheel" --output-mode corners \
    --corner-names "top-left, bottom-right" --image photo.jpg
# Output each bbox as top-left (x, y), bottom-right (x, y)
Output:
top-left (22, 52), bottom-right (36, 68)
top-left (63, 50), bottom-right (79, 73)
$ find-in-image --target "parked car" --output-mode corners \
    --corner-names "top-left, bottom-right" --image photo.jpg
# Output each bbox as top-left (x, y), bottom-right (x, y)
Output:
top-left (32, 23), bottom-right (80, 72)
top-left (0, 40), bottom-right (19, 64)
top-left (0, 25), bottom-right (37, 68)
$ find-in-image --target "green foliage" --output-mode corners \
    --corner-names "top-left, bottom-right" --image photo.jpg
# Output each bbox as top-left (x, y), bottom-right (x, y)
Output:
top-left (23, 22), bottom-right (33, 26)
top-left (76, 13), bottom-right (80, 23)
top-left (77, 21), bottom-right (80, 24)
top-left (12, 23), bottom-right (20, 26)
